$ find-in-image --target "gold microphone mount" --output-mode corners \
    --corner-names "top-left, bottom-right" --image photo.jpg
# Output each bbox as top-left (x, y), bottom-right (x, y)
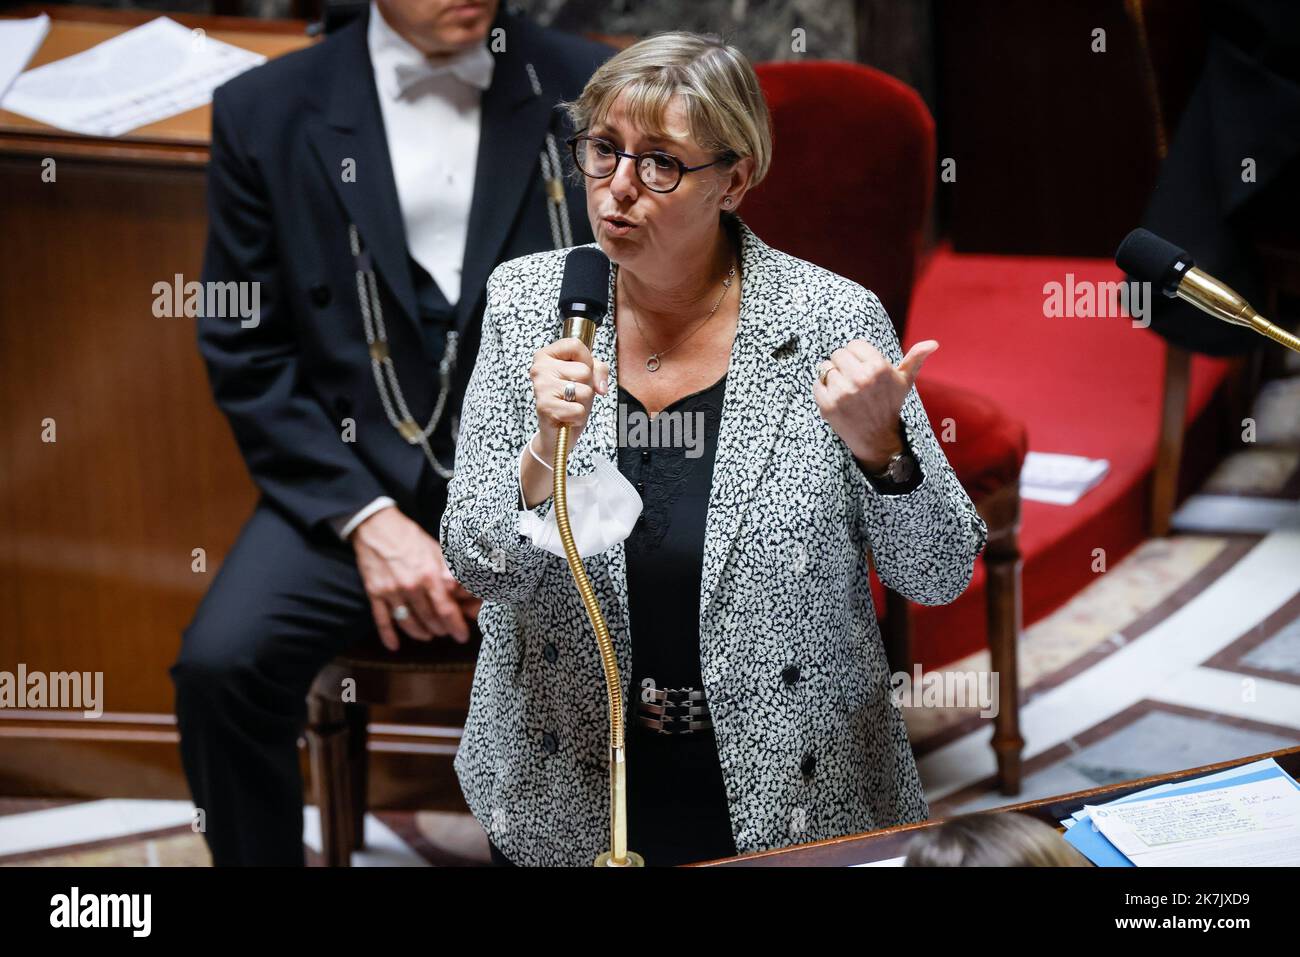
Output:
top-left (1116, 228), bottom-right (1300, 354)
top-left (552, 249), bottom-right (643, 868)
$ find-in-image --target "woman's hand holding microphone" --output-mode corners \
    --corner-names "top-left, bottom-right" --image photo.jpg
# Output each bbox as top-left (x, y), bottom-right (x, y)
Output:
top-left (520, 338), bottom-right (611, 509)
top-left (348, 337), bottom-right (612, 651)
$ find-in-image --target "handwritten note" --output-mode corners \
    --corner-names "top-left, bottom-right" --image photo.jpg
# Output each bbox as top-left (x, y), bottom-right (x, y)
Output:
top-left (1085, 776), bottom-right (1300, 866)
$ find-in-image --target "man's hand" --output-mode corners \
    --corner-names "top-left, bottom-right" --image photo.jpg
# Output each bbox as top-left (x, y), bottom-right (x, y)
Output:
top-left (351, 505), bottom-right (473, 652)
top-left (814, 339), bottom-right (938, 471)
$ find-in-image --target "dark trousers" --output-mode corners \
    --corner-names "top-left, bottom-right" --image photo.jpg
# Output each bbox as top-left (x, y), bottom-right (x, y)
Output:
top-left (170, 473), bottom-right (445, 866)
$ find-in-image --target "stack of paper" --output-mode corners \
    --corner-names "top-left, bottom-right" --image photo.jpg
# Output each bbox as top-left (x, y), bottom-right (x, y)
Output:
top-left (0, 13), bottom-right (49, 101)
top-left (0, 16), bottom-right (264, 137)
top-left (1063, 757), bottom-right (1300, 866)
top-left (1020, 451), bottom-right (1110, 505)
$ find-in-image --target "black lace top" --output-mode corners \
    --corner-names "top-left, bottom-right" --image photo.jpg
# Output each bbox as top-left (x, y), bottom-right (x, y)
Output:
top-left (616, 370), bottom-right (737, 865)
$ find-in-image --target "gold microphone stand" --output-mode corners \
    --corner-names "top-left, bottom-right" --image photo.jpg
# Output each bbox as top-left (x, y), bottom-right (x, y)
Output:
top-left (551, 316), bottom-right (644, 868)
top-left (1176, 269), bottom-right (1300, 354)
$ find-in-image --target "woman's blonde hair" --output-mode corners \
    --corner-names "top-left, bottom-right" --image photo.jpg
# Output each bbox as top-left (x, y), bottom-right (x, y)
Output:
top-left (561, 31), bottom-right (773, 190)
top-left (904, 812), bottom-right (1090, 867)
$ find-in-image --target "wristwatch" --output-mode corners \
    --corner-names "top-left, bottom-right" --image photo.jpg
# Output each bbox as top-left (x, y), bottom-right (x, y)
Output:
top-left (863, 428), bottom-right (921, 493)
top-left (872, 448), bottom-right (916, 484)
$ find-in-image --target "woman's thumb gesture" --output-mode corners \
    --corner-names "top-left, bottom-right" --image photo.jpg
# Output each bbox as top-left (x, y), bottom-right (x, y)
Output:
top-left (897, 340), bottom-right (939, 388)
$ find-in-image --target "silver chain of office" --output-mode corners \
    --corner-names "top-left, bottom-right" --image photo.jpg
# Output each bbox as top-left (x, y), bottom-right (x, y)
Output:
top-left (349, 64), bottom-right (573, 480)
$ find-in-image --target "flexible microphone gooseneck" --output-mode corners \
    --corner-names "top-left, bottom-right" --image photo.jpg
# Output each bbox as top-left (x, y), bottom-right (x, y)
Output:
top-left (552, 248), bottom-right (643, 868)
top-left (1115, 228), bottom-right (1300, 354)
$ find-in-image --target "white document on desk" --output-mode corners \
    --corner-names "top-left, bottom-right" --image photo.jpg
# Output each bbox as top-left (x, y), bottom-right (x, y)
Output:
top-left (0, 16), bottom-right (264, 137)
top-left (850, 855), bottom-right (906, 867)
top-left (1083, 775), bottom-right (1300, 866)
top-left (0, 13), bottom-right (50, 101)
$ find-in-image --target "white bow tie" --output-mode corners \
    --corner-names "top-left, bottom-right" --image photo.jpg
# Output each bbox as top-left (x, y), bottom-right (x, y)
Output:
top-left (393, 44), bottom-right (494, 96)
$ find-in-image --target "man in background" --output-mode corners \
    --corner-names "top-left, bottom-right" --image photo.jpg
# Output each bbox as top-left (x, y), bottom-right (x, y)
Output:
top-left (172, 0), bottom-right (609, 865)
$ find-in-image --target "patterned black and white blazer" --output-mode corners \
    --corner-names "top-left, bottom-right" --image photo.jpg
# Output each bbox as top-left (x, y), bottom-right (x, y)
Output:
top-left (440, 215), bottom-right (988, 866)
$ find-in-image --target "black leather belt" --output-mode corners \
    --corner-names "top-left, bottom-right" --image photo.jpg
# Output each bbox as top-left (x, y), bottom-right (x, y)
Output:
top-left (636, 680), bottom-right (713, 735)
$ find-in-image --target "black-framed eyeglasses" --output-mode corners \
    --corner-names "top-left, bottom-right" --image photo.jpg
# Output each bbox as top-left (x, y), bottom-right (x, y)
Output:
top-left (566, 130), bottom-right (733, 194)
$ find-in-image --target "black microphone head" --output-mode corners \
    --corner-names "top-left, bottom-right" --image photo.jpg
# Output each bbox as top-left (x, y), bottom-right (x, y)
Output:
top-left (1115, 228), bottom-right (1194, 297)
top-left (558, 247), bottom-right (611, 324)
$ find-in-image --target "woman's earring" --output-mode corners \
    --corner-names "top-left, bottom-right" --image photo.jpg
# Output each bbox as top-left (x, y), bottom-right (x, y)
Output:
top-left (722, 197), bottom-right (734, 208)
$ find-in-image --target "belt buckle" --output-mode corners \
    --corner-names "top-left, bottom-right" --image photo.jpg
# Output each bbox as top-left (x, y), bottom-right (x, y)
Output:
top-left (637, 678), bottom-right (712, 735)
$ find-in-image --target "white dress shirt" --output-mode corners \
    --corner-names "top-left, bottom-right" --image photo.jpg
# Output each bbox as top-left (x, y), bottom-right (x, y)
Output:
top-left (329, 2), bottom-right (494, 541)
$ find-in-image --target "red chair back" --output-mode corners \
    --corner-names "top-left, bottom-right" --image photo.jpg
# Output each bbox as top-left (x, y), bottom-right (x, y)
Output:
top-left (742, 61), bottom-right (935, 336)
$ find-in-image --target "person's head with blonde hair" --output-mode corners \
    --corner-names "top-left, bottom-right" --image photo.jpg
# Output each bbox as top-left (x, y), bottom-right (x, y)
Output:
top-left (559, 31), bottom-right (772, 286)
top-left (904, 812), bottom-right (1090, 867)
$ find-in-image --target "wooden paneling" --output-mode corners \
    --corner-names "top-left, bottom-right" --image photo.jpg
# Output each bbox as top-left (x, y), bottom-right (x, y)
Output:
top-left (934, 0), bottom-right (1163, 256)
top-left (0, 156), bottom-right (247, 709)
top-left (0, 7), bottom-right (459, 808)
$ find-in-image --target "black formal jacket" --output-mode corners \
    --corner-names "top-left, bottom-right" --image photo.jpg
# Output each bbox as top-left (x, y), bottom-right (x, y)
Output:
top-left (198, 6), bottom-right (610, 538)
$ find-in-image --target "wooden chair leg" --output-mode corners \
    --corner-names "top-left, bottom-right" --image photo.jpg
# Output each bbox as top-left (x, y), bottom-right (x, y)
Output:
top-left (980, 485), bottom-right (1024, 795)
top-left (307, 691), bottom-right (354, 866)
top-left (345, 702), bottom-right (370, 851)
top-left (1151, 343), bottom-right (1191, 537)
top-left (1218, 354), bottom-right (1251, 455)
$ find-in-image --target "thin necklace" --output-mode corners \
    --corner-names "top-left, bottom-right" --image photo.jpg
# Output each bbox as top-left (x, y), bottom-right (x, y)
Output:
top-left (616, 261), bottom-right (737, 372)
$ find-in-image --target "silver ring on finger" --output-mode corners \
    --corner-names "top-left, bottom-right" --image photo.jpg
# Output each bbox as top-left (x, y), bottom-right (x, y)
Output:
top-left (562, 380), bottom-right (576, 403)
top-left (392, 604), bottom-right (411, 622)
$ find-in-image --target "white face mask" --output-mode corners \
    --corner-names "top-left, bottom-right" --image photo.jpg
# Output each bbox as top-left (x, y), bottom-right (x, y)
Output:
top-left (517, 456), bottom-right (643, 559)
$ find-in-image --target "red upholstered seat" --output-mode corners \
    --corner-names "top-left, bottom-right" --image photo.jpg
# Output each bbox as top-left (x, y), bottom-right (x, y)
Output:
top-left (905, 245), bottom-right (1234, 663)
top-left (744, 61), bottom-right (932, 335)
top-left (917, 380), bottom-right (1028, 501)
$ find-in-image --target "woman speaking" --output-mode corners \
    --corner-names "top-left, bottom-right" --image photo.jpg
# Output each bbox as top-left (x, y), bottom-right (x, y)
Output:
top-left (439, 31), bottom-right (987, 866)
